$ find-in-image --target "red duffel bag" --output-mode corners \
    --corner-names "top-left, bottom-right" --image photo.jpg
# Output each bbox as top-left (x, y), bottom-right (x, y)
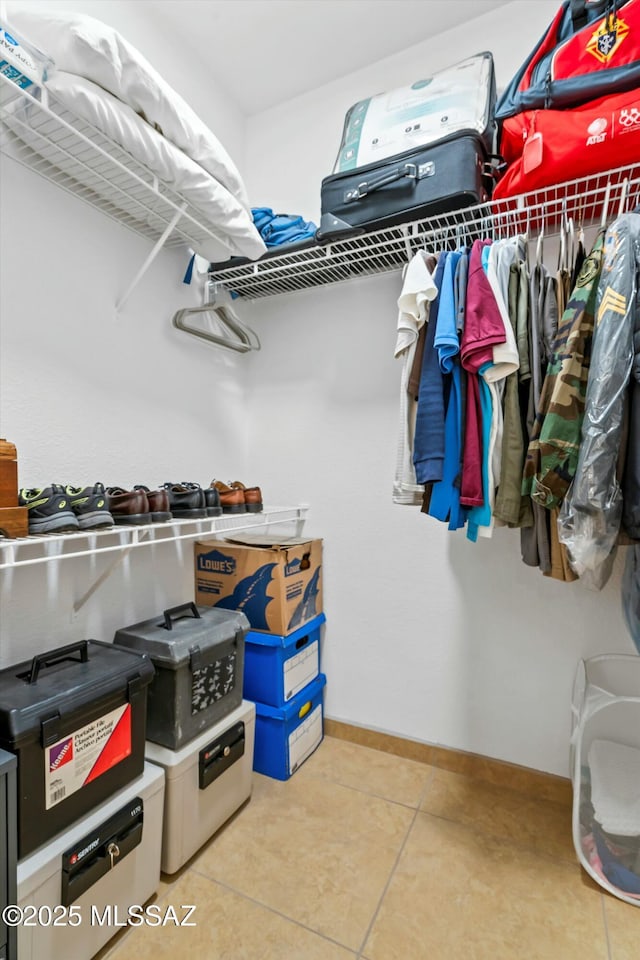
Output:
top-left (493, 85), bottom-right (640, 199)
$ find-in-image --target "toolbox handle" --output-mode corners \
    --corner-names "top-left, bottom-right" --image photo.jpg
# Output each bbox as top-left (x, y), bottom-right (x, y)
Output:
top-left (343, 161), bottom-right (434, 204)
top-left (27, 640), bottom-right (89, 684)
top-left (162, 602), bottom-right (201, 630)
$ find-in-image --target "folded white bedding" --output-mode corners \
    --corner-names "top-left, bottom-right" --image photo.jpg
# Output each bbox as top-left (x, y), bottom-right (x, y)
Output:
top-left (13, 71), bottom-right (266, 262)
top-left (7, 8), bottom-right (251, 211)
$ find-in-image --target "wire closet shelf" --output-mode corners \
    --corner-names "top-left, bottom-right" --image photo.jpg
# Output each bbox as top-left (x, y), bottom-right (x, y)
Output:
top-left (0, 71), bottom-right (230, 257)
top-left (210, 164), bottom-right (640, 300)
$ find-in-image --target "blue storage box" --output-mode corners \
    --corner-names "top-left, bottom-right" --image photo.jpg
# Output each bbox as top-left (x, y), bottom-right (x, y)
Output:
top-left (253, 673), bottom-right (326, 780)
top-left (244, 613), bottom-right (325, 708)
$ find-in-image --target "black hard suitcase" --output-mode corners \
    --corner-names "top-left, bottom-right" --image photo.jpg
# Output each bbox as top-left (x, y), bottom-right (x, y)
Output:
top-left (0, 639), bottom-right (154, 858)
top-left (317, 134), bottom-right (493, 241)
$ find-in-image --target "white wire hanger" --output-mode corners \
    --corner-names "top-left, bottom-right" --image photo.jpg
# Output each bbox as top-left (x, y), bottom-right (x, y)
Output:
top-left (172, 279), bottom-right (260, 353)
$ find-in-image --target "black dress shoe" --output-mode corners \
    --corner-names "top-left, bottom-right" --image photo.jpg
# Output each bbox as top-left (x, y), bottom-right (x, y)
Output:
top-left (162, 483), bottom-right (207, 518)
top-left (203, 485), bottom-right (223, 517)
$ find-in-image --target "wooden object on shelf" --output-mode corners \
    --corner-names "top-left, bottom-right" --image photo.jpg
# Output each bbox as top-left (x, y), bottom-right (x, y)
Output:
top-left (0, 507), bottom-right (28, 539)
top-left (0, 439), bottom-right (19, 507)
top-left (0, 439), bottom-right (28, 538)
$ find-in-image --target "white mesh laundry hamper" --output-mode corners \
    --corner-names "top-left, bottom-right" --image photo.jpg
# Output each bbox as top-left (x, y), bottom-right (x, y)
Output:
top-left (571, 655), bottom-right (640, 905)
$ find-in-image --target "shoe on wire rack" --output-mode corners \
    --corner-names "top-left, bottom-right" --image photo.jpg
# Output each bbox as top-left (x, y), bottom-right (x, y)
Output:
top-left (194, 482), bottom-right (222, 518)
top-left (106, 486), bottom-right (152, 525)
top-left (230, 480), bottom-right (263, 513)
top-left (65, 483), bottom-right (114, 530)
top-left (211, 480), bottom-right (246, 514)
top-left (161, 482), bottom-right (207, 518)
top-left (133, 485), bottom-right (172, 522)
top-left (18, 484), bottom-right (80, 534)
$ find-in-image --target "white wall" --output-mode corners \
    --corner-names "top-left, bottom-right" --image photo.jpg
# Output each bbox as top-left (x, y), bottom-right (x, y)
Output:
top-left (0, 0), bottom-right (635, 779)
top-left (240, 0), bottom-right (637, 777)
top-left (0, 2), bottom-right (252, 664)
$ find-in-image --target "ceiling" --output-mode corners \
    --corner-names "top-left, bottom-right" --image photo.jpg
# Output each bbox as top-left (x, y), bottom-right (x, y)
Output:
top-left (151, 0), bottom-right (512, 115)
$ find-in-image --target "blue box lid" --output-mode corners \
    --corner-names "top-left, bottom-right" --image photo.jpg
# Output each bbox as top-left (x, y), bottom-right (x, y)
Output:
top-left (254, 673), bottom-right (326, 722)
top-left (245, 612), bottom-right (325, 650)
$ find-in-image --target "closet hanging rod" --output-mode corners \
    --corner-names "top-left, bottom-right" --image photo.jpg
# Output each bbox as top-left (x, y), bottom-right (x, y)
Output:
top-left (210, 163), bottom-right (640, 301)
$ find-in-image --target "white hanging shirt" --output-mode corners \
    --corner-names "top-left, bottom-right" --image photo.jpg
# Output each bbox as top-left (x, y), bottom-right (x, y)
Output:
top-left (393, 252), bottom-right (438, 504)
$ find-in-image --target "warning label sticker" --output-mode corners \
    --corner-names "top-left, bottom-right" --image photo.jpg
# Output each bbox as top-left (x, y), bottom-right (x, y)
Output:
top-left (45, 703), bottom-right (132, 810)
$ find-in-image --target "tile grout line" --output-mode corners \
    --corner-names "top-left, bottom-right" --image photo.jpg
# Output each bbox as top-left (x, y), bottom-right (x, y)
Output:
top-left (601, 893), bottom-right (613, 960)
top-left (356, 765), bottom-right (437, 959)
top-left (188, 867), bottom-right (360, 956)
top-left (299, 772), bottom-right (433, 811)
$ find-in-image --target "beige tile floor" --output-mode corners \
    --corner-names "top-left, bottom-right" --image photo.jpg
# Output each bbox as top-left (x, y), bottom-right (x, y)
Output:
top-left (98, 735), bottom-right (640, 960)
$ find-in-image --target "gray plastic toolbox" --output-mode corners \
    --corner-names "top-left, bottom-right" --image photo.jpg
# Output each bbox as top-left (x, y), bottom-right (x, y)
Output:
top-left (114, 602), bottom-right (248, 750)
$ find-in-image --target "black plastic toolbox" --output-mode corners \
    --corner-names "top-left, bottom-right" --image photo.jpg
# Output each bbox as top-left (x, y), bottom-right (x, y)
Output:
top-left (0, 750), bottom-right (17, 959)
top-left (0, 640), bottom-right (154, 858)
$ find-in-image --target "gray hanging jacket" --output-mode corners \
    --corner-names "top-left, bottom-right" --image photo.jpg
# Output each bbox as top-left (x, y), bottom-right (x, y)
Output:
top-left (559, 212), bottom-right (640, 586)
top-left (623, 309), bottom-right (640, 539)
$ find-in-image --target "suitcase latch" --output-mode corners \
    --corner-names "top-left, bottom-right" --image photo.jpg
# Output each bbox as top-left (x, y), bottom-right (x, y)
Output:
top-left (417, 162), bottom-right (435, 179)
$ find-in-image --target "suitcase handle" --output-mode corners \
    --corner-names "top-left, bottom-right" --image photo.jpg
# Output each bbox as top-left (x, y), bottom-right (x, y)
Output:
top-left (162, 602), bottom-right (201, 630)
top-left (343, 161), bottom-right (434, 203)
top-left (27, 640), bottom-right (89, 684)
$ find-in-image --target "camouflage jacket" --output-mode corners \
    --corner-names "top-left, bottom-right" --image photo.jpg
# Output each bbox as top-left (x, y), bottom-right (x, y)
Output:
top-left (560, 213), bottom-right (640, 585)
top-left (522, 229), bottom-right (605, 509)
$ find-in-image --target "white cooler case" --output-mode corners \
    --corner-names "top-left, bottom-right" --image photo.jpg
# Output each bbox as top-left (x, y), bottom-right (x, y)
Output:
top-left (145, 699), bottom-right (255, 874)
top-left (17, 761), bottom-right (165, 960)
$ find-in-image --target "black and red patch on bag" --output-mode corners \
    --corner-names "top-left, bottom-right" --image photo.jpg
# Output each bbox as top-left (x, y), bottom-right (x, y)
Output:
top-left (496, 0), bottom-right (640, 119)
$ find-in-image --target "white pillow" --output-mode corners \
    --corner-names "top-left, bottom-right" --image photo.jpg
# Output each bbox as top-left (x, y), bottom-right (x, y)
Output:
top-left (7, 8), bottom-right (251, 211)
top-left (26, 72), bottom-right (266, 261)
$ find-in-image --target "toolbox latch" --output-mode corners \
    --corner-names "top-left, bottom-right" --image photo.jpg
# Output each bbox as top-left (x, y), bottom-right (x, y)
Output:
top-left (189, 644), bottom-right (203, 672)
top-left (127, 674), bottom-right (143, 702)
top-left (41, 713), bottom-right (61, 747)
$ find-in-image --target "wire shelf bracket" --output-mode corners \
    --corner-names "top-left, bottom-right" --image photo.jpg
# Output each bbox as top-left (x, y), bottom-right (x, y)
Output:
top-left (0, 72), bottom-right (240, 312)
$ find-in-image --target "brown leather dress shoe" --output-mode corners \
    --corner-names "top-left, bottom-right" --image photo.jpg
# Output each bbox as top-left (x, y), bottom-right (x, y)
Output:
top-left (133, 485), bottom-right (172, 522)
top-left (211, 480), bottom-right (246, 514)
top-left (230, 481), bottom-right (263, 513)
top-left (106, 487), bottom-right (152, 525)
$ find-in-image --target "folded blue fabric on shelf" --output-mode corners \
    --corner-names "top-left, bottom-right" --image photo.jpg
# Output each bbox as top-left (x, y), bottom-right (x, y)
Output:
top-left (252, 207), bottom-right (317, 247)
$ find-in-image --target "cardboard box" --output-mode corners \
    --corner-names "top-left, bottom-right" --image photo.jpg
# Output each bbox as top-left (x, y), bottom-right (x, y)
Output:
top-left (194, 535), bottom-right (323, 636)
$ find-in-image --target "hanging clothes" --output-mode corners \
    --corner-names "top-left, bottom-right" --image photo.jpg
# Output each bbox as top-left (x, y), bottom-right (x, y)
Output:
top-left (560, 212), bottom-right (640, 587)
top-left (393, 252), bottom-right (438, 504)
top-left (623, 312), bottom-right (640, 540)
top-left (429, 249), bottom-right (466, 529)
top-left (466, 362), bottom-right (495, 542)
top-left (460, 239), bottom-right (507, 508)
top-left (473, 237), bottom-right (523, 539)
top-left (494, 244), bottom-right (533, 528)
top-left (522, 229), bottom-right (605, 510)
top-left (414, 254), bottom-right (448, 485)
top-left (520, 255), bottom-right (559, 573)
